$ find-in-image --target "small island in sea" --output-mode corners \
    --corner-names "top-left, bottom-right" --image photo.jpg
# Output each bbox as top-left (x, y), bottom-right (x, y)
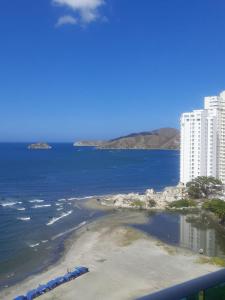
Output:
top-left (27, 142), bottom-right (52, 150)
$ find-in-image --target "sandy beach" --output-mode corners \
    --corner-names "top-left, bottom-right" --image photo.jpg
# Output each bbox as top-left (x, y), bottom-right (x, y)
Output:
top-left (0, 200), bottom-right (221, 300)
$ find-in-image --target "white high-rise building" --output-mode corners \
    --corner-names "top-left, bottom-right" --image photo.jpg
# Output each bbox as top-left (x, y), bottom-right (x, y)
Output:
top-left (180, 91), bottom-right (225, 184)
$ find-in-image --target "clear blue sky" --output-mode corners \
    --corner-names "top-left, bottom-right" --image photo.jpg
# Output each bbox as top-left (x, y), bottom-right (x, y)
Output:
top-left (1, 0), bottom-right (225, 142)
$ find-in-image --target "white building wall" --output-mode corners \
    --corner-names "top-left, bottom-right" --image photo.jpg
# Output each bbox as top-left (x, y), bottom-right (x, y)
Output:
top-left (204, 97), bottom-right (218, 178)
top-left (180, 110), bottom-right (207, 184)
top-left (217, 92), bottom-right (225, 183)
top-left (180, 113), bottom-right (191, 184)
top-left (180, 90), bottom-right (225, 184)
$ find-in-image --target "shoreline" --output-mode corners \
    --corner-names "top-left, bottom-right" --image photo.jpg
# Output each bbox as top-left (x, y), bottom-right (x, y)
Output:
top-left (0, 200), bottom-right (221, 300)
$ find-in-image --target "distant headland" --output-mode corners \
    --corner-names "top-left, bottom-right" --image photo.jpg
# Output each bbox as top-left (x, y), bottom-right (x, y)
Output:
top-left (74, 128), bottom-right (180, 150)
top-left (27, 143), bottom-right (52, 150)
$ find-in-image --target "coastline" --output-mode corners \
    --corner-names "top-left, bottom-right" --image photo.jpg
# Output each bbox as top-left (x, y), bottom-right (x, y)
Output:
top-left (1, 199), bottom-right (221, 300)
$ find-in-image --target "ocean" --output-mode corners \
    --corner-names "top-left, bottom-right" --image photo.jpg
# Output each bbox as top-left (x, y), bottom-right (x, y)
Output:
top-left (0, 144), bottom-right (179, 288)
top-left (1, 144), bottom-right (225, 292)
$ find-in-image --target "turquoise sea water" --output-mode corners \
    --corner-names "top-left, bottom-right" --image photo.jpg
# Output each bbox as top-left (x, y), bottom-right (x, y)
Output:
top-left (0, 144), bottom-right (180, 288)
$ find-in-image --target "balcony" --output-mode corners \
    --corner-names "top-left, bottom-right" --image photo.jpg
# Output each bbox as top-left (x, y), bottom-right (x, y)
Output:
top-left (137, 269), bottom-right (225, 300)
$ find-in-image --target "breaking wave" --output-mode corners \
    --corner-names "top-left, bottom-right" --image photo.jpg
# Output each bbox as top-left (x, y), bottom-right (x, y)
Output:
top-left (29, 199), bottom-right (45, 203)
top-left (46, 210), bottom-right (73, 226)
top-left (29, 243), bottom-right (40, 248)
top-left (31, 204), bottom-right (51, 209)
top-left (1, 202), bottom-right (19, 207)
top-left (57, 198), bottom-right (66, 202)
top-left (17, 217), bottom-right (31, 221)
top-left (68, 196), bottom-right (96, 201)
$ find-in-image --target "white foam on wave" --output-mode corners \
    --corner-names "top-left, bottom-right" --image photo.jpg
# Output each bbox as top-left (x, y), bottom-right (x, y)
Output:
top-left (57, 198), bottom-right (66, 202)
top-left (29, 199), bottom-right (45, 203)
top-left (57, 208), bottom-right (63, 211)
top-left (46, 210), bottom-right (73, 226)
top-left (41, 240), bottom-right (48, 243)
top-left (67, 197), bottom-right (77, 201)
top-left (17, 217), bottom-right (31, 221)
top-left (31, 204), bottom-right (51, 208)
top-left (0, 202), bottom-right (18, 207)
top-left (29, 243), bottom-right (40, 248)
top-left (17, 207), bottom-right (26, 211)
top-left (68, 195), bottom-right (96, 201)
top-left (55, 203), bottom-right (63, 206)
top-left (52, 221), bottom-right (87, 240)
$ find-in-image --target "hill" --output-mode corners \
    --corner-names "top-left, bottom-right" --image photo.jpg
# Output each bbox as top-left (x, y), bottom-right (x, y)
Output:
top-left (74, 128), bottom-right (180, 150)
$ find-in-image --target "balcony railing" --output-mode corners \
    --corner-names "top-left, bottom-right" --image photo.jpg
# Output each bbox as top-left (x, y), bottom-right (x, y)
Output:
top-left (137, 268), bottom-right (225, 300)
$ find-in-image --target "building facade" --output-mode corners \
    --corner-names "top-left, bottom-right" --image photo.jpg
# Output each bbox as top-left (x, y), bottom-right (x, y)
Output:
top-left (180, 91), bottom-right (225, 184)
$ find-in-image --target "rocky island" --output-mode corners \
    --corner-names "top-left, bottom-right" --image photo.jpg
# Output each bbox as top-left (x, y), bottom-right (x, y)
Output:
top-left (27, 143), bottom-right (52, 150)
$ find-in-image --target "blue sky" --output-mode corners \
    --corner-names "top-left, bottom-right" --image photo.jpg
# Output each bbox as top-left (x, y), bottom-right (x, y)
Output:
top-left (1, 0), bottom-right (225, 142)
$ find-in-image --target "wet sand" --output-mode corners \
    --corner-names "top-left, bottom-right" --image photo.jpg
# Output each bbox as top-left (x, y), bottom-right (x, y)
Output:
top-left (0, 202), bottom-right (220, 300)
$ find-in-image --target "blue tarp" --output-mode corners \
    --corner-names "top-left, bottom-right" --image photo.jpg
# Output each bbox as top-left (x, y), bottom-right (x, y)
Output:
top-left (46, 279), bottom-right (58, 289)
top-left (54, 276), bottom-right (65, 285)
top-left (71, 270), bottom-right (80, 277)
top-left (35, 284), bottom-right (48, 294)
top-left (76, 266), bottom-right (88, 274)
top-left (74, 268), bottom-right (82, 275)
top-left (14, 266), bottom-right (88, 300)
top-left (26, 289), bottom-right (38, 300)
top-left (63, 273), bottom-right (73, 281)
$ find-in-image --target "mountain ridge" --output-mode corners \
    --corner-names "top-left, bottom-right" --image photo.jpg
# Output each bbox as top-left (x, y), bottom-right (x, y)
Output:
top-left (74, 128), bottom-right (180, 150)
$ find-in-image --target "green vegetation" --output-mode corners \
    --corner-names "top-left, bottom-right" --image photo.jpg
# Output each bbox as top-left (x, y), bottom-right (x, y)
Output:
top-left (186, 176), bottom-right (222, 199)
top-left (203, 199), bottom-right (225, 224)
top-left (131, 200), bottom-right (145, 209)
top-left (168, 199), bottom-right (197, 208)
top-left (197, 256), bottom-right (225, 267)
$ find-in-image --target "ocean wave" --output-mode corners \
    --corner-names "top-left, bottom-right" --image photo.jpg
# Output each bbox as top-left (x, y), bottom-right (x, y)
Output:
top-left (52, 221), bottom-right (87, 240)
top-left (55, 203), bottom-right (63, 206)
top-left (29, 199), bottom-right (45, 203)
top-left (46, 210), bottom-right (73, 226)
top-left (67, 197), bottom-right (77, 201)
top-left (17, 207), bottom-right (26, 211)
top-left (67, 196), bottom-right (95, 201)
top-left (29, 243), bottom-right (40, 248)
top-left (57, 208), bottom-right (63, 211)
top-left (57, 198), bottom-right (66, 202)
top-left (1, 202), bottom-right (19, 207)
top-left (17, 217), bottom-right (31, 221)
top-left (31, 204), bottom-right (51, 208)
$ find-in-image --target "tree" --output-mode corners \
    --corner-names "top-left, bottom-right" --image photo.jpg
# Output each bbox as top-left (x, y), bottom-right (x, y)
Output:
top-left (186, 176), bottom-right (223, 199)
top-left (203, 199), bottom-right (225, 224)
